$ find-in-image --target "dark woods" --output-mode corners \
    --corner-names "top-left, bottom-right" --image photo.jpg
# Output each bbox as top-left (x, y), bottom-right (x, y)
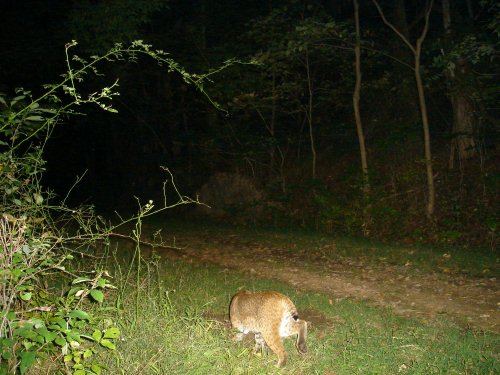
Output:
top-left (1, 0), bottom-right (498, 248)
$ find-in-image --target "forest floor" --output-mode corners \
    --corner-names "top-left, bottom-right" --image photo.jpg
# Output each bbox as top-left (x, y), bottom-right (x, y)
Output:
top-left (140, 226), bottom-right (499, 334)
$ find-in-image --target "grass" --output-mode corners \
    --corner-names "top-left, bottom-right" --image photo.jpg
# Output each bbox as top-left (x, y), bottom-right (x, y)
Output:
top-left (150, 217), bottom-right (499, 278)
top-left (91, 251), bottom-right (499, 374)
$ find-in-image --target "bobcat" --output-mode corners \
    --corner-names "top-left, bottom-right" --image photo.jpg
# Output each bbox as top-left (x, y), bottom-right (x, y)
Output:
top-left (229, 290), bottom-right (308, 367)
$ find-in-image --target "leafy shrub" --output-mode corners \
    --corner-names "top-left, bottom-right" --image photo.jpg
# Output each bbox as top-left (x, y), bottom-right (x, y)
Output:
top-left (196, 172), bottom-right (265, 222)
top-left (369, 205), bottom-right (403, 237)
top-left (0, 90), bottom-right (120, 374)
top-left (0, 40), bottom-right (220, 374)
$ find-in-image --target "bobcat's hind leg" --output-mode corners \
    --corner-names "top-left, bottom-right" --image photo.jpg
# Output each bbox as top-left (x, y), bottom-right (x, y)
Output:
top-left (262, 331), bottom-right (287, 367)
top-left (233, 332), bottom-right (245, 342)
top-left (253, 332), bottom-right (268, 355)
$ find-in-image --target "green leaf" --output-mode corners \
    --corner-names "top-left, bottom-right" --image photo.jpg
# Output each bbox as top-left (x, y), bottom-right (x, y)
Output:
top-left (20, 292), bottom-right (32, 301)
top-left (35, 326), bottom-right (49, 336)
top-left (91, 330), bottom-right (102, 342)
top-left (11, 95), bottom-right (26, 106)
top-left (103, 327), bottom-right (120, 339)
top-left (99, 339), bottom-right (116, 350)
top-left (39, 108), bottom-right (56, 114)
top-left (83, 349), bottom-right (93, 359)
top-left (19, 351), bottom-right (36, 375)
top-left (91, 363), bottom-right (102, 375)
top-left (0, 338), bottom-right (14, 349)
top-left (66, 330), bottom-right (81, 343)
top-left (68, 309), bottom-right (91, 321)
top-left (74, 370), bottom-right (86, 375)
top-left (25, 116), bottom-right (44, 122)
top-left (34, 335), bottom-right (44, 344)
top-left (33, 193), bottom-right (43, 204)
top-left (15, 327), bottom-right (36, 340)
top-left (97, 278), bottom-right (107, 288)
top-left (67, 287), bottom-right (81, 297)
top-left (55, 337), bottom-right (66, 346)
top-left (90, 290), bottom-right (104, 303)
top-left (2, 351), bottom-right (13, 360)
top-left (11, 268), bottom-right (22, 279)
top-left (22, 244), bottom-right (32, 255)
top-left (12, 251), bottom-right (23, 264)
top-left (30, 319), bottom-right (44, 329)
top-left (45, 331), bottom-right (58, 343)
top-left (49, 317), bottom-right (67, 329)
top-left (72, 277), bottom-right (92, 285)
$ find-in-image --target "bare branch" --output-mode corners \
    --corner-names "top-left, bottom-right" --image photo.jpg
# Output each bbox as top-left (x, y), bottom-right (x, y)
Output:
top-left (107, 232), bottom-right (183, 250)
top-left (371, 0), bottom-right (416, 54)
top-left (417, 0), bottom-right (434, 48)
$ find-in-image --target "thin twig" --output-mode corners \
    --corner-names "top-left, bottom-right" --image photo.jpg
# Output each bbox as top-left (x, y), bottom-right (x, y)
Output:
top-left (107, 232), bottom-right (183, 250)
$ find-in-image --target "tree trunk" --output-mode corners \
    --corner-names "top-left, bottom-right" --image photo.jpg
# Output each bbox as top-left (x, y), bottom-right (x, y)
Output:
top-left (305, 45), bottom-right (316, 179)
top-left (353, 0), bottom-right (370, 233)
top-left (415, 5), bottom-right (435, 218)
top-left (265, 67), bottom-right (287, 194)
top-left (442, 0), bottom-right (476, 169)
top-left (269, 68), bottom-right (277, 175)
top-left (372, 0), bottom-right (435, 218)
top-left (415, 48), bottom-right (435, 218)
top-left (449, 87), bottom-right (476, 169)
top-left (353, 0), bottom-right (369, 190)
top-left (390, 0), bottom-right (418, 116)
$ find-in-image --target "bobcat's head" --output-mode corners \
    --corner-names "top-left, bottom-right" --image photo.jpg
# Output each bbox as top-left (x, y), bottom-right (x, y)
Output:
top-left (292, 316), bottom-right (307, 354)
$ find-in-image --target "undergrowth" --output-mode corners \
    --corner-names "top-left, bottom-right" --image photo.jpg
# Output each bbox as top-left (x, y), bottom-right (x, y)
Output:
top-left (96, 253), bottom-right (499, 374)
top-left (0, 40), bottom-right (225, 374)
top-left (142, 217), bottom-right (500, 278)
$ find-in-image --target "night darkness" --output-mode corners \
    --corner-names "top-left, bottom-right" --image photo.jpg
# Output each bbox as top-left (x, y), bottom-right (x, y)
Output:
top-left (1, 0), bottom-right (498, 246)
top-left (1, 2), bottom-right (500, 372)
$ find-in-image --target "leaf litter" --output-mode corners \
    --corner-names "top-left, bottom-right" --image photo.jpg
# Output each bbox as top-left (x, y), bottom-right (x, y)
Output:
top-left (141, 229), bottom-right (499, 333)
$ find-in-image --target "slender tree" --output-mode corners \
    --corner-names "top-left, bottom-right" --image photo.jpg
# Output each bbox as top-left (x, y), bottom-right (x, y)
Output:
top-left (372, 0), bottom-right (436, 218)
top-left (304, 43), bottom-right (317, 179)
top-left (352, 0), bottom-right (370, 233)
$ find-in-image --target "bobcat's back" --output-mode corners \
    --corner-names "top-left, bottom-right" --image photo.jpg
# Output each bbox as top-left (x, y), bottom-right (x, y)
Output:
top-left (229, 290), bottom-right (307, 367)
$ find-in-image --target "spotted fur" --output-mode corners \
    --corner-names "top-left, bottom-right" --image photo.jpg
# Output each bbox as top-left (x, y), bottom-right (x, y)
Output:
top-left (229, 290), bottom-right (307, 367)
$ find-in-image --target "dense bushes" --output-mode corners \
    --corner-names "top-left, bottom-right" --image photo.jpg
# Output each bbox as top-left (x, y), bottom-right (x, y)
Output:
top-left (0, 80), bottom-right (121, 375)
top-left (194, 156), bottom-right (497, 249)
top-left (0, 41), bottom-right (213, 374)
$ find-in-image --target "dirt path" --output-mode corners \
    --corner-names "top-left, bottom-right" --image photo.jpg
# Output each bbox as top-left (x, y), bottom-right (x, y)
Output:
top-left (151, 232), bottom-right (499, 333)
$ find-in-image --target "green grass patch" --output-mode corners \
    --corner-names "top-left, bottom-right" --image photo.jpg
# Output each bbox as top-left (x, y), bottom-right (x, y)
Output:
top-left (148, 217), bottom-right (499, 278)
top-left (95, 254), bottom-right (499, 374)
